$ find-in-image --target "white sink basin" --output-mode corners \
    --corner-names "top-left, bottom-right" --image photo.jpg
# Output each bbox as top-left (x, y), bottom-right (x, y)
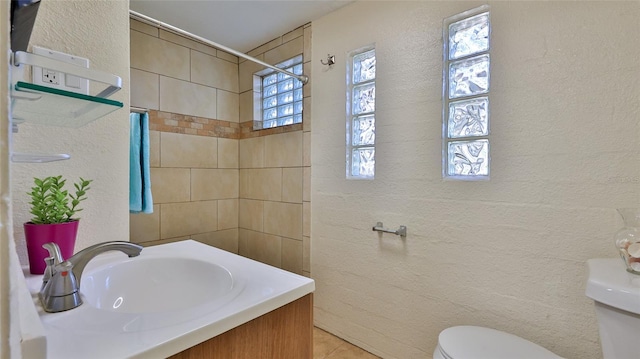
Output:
top-left (81, 257), bottom-right (234, 313)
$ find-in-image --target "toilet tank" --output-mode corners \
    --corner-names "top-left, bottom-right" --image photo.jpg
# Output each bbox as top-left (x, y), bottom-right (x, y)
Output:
top-left (586, 258), bottom-right (640, 359)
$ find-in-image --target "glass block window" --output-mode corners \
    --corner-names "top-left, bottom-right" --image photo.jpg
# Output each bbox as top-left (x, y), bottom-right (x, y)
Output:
top-left (347, 47), bottom-right (376, 179)
top-left (443, 6), bottom-right (491, 179)
top-left (253, 55), bottom-right (303, 130)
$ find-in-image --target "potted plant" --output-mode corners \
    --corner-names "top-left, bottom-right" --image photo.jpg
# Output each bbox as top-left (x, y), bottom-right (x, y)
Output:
top-left (24, 176), bottom-right (92, 274)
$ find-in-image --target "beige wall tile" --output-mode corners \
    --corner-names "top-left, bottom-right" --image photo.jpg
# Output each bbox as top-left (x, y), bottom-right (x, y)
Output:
top-left (191, 169), bottom-right (239, 200)
top-left (160, 132), bottom-right (218, 168)
top-left (239, 199), bottom-right (263, 232)
top-left (303, 62), bottom-right (311, 98)
top-left (281, 237), bottom-right (303, 275)
top-left (149, 130), bottom-right (160, 168)
top-left (130, 19), bottom-right (158, 37)
top-left (131, 69), bottom-right (159, 110)
top-left (151, 168), bottom-right (191, 203)
top-left (282, 167), bottom-right (303, 203)
top-left (238, 228), bottom-right (257, 258)
top-left (140, 237), bottom-right (190, 248)
top-left (283, 26), bottom-right (304, 44)
top-left (216, 50), bottom-right (238, 63)
top-left (252, 90), bottom-right (261, 125)
top-left (130, 204), bottom-right (160, 243)
top-left (131, 30), bottom-right (190, 80)
top-left (303, 96), bottom-right (311, 132)
top-left (159, 76), bottom-right (217, 119)
top-left (217, 199), bottom-right (239, 230)
top-left (247, 37), bottom-right (281, 58)
top-left (264, 131), bottom-right (303, 168)
top-left (217, 90), bottom-right (239, 123)
top-left (303, 25), bottom-right (312, 63)
top-left (303, 167), bottom-right (311, 202)
top-left (303, 235), bottom-right (310, 272)
top-left (191, 229), bottom-right (238, 254)
top-left (191, 50), bottom-right (239, 93)
top-left (264, 36), bottom-right (304, 65)
top-left (303, 201), bottom-right (310, 237)
top-left (239, 90), bottom-right (254, 123)
top-left (160, 201), bottom-right (217, 239)
top-left (264, 201), bottom-right (302, 240)
top-left (240, 168), bottom-right (282, 201)
top-left (303, 131), bottom-right (311, 167)
top-left (218, 138), bottom-right (238, 169)
top-left (239, 229), bottom-right (280, 267)
top-left (255, 233), bottom-right (282, 268)
top-left (159, 30), bottom-right (216, 56)
top-left (239, 137), bottom-right (264, 168)
top-left (239, 53), bottom-right (265, 93)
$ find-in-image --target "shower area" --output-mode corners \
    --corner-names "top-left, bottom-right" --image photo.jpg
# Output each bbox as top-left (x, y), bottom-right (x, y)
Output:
top-left (128, 16), bottom-right (312, 278)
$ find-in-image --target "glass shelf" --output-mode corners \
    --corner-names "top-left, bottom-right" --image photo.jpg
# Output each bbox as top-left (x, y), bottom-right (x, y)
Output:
top-left (11, 81), bottom-right (123, 128)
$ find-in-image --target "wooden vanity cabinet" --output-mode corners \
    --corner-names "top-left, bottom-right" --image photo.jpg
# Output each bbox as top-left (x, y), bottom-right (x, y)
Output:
top-left (169, 294), bottom-right (313, 359)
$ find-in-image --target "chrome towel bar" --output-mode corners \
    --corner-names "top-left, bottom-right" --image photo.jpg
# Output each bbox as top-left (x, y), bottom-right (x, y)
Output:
top-left (372, 222), bottom-right (407, 238)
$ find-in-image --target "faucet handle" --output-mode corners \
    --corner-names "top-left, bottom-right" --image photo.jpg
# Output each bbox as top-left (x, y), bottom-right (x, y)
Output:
top-left (42, 242), bottom-right (63, 264)
top-left (40, 256), bottom-right (56, 293)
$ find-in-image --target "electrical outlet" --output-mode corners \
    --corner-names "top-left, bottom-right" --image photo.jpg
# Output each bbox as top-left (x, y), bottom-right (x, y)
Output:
top-left (42, 69), bottom-right (59, 85)
top-left (32, 46), bottom-right (89, 94)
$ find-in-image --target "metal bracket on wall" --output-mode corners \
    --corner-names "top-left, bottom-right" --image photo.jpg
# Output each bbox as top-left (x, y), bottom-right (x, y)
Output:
top-left (372, 222), bottom-right (407, 238)
top-left (320, 54), bottom-right (335, 66)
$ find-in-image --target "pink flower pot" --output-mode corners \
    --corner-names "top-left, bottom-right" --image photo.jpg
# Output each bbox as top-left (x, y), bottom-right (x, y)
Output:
top-left (24, 220), bottom-right (79, 274)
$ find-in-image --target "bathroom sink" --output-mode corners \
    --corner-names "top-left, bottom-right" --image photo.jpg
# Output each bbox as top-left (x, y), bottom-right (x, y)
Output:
top-left (34, 244), bottom-right (247, 334)
top-left (26, 240), bottom-right (314, 358)
top-left (81, 257), bottom-right (235, 313)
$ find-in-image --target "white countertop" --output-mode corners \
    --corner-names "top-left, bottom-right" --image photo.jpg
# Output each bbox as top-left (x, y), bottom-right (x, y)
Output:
top-left (24, 240), bottom-right (315, 358)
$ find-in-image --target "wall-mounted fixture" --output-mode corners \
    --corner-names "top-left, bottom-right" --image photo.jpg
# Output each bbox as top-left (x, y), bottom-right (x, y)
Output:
top-left (320, 54), bottom-right (335, 66)
top-left (372, 222), bottom-right (407, 238)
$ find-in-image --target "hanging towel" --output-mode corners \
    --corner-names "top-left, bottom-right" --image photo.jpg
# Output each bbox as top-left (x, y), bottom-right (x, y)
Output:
top-left (129, 112), bottom-right (153, 213)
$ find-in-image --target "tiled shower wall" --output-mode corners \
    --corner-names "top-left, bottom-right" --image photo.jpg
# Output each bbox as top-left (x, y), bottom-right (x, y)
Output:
top-left (128, 19), bottom-right (240, 251)
top-left (129, 19), bottom-right (311, 276)
top-left (238, 24), bottom-right (312, 276)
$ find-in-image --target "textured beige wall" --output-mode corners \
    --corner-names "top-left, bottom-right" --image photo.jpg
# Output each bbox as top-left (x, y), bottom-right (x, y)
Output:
top-left (312, 1), bottom-right (640, 358)
top-left (129, 19), bottom-right (240, 251)
top-left (10, 0), bottom-right (130, 264)
top-left (238, 25), bottom-right (311, 276)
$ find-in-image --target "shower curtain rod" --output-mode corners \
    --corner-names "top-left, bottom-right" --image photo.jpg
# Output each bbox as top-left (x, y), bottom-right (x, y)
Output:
top-left (129, 10), bottom-right (309, 85)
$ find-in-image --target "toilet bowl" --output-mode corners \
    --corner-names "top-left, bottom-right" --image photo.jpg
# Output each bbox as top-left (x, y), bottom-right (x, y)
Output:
top-left (433, 326), bottom-right (562, 359)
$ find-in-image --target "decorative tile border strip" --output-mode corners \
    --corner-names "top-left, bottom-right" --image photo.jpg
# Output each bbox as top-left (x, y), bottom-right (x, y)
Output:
top-left (146, 110), bottom-right (303, 139)
top-left (148, 110), bottom-right (240, 139)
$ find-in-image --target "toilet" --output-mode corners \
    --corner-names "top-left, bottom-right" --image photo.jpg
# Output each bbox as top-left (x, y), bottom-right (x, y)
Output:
top-left (433, 325), bottom-right (562, 359)
top-left (585, 258), bottom-right (640, 359)
top-left (434, 258), bottom-right (640, 359)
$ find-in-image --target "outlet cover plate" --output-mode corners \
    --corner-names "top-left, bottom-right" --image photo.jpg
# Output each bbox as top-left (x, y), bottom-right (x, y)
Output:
top-left (32, 46), bottom-right (89, 95)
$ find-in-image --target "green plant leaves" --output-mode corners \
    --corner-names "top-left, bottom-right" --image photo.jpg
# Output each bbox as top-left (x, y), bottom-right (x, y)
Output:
top-left (26, 176), bottom-right (93, 224)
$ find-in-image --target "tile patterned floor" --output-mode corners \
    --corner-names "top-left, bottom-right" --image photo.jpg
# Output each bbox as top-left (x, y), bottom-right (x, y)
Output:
top-left (314, 327), bottom-right (380, 359)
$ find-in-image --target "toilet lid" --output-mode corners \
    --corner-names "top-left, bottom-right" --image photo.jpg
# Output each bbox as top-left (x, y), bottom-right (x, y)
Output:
top-left (438, 326), bottom-right (561, 359)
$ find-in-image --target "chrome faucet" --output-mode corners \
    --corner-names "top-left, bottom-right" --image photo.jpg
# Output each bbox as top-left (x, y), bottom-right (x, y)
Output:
top-left (40, 241), bottom-right (143, 313)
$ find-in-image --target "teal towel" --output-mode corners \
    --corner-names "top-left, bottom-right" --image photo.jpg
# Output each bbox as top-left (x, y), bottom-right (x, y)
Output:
top-left (129, 112), bottom-right (153, 214)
